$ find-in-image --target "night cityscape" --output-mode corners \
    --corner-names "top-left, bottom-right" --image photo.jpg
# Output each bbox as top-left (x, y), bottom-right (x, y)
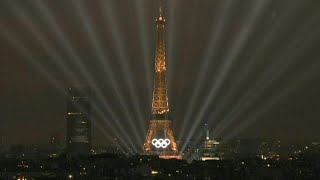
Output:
top-left (1, 0), bottom-right (320, 179)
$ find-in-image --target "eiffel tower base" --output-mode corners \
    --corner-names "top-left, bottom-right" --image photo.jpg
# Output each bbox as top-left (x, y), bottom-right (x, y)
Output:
top-left (144, 120), bottom-right (182, 159)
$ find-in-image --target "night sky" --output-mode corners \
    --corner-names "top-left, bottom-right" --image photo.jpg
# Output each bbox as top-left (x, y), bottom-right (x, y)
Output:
top-left (0, 0), bottom-right (320, 147)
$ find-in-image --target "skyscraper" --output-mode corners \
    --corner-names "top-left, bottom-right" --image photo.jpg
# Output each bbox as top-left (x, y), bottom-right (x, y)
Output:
top-left (66, 87), bottom-right (91, 155)
top-left (201, 123), bottom-right (220, 161)
top-left (144, 4), bottom-right (181, 159)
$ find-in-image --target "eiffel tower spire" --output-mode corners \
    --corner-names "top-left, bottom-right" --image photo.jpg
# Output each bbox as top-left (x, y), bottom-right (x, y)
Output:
top-left (159, 0), bottom-right (163, 17)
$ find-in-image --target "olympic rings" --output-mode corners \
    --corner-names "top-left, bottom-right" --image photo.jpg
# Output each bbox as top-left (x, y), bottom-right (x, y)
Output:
top-left (152, 138), bottom-right (171, 148)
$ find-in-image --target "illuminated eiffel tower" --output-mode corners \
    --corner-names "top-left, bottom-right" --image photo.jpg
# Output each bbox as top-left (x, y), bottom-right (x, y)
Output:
top-left (144, 3), bottom-right (181, 159)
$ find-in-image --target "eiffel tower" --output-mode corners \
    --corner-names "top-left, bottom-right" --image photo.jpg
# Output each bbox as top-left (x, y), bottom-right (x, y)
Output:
top-left (143, 3), bottom-right (181, 159)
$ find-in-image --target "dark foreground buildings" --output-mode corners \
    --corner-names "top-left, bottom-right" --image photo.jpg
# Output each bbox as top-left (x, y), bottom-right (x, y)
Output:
top-left (0, 139), bottom-right (320, 179)
top-left (1, 149), bottom-right (320, 179)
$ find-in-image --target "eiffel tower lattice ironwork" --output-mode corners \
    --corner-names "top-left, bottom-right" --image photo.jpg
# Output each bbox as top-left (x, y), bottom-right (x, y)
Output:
top-left (143, 3), bottom-right (181, 159)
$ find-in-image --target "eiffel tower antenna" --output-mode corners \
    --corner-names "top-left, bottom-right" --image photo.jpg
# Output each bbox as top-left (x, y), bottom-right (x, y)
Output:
top-left (159, 0), bottom-right (163, 16)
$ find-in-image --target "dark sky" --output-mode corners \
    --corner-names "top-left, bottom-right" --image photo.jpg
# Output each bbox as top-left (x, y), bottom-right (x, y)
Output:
top-left (0, 0), bottom-right (320, 147)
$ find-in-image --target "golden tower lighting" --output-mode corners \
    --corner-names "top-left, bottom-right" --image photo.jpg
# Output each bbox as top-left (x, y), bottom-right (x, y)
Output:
top-left (143, 3), bottom-right (181, 159)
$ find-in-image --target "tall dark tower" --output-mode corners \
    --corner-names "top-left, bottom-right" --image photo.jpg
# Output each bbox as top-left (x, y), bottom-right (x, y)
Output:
top-left (66, 87), bottom-right (91, 155)
top-left (144, 3), bottom-right (181, 159)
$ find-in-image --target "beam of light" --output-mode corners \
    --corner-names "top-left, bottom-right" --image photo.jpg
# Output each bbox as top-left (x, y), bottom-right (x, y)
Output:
top-left (186, 143), bottom-right (205, 163)
top-left (0, 25), bottom-right (61, 93)
top-left (70, 0), bottom-right (143, 150)
top-left (6, 1), bottom-right (135, 152)
top-left (20, 1), bottom-right (135, 152)
top-left (212, 19), bottom-right (319, 138)
top-left (5, 1), bottom-right (79, 84)
top-left (91, 110), bottom-right (136, 154)
top-left (180, 0), bottom-right (268, 154)
top-left (186, 2), bottom-right (319, 159)
top-left (0, 24), bottom-right (120, 149)
top-left (99, 0), bottom-right (148, 147)
top-left (30, 0), bottom-right (138, 151)
top-left (43, 1), bottom-right (136, 151)
top-left (208, 1), bottom-right (317, 138)
top-left (174, 0), bottom-right (200, 141)
top-left (2, 2), bottom-right (122, 144)
top-left (221, 35), bottom-right (320, 139)
top-left (224, 53), bottom-right (320, 140)
top-left (178, 0), bottom-right (233, 143)
top-left (185, 1), bottom-right (317, 157)
top-left (174, 0), bottom-right (198, 96)
top-left (94, 120), bottom-right (127, 154)
top-left (94, 105), bottom-right (138, 152)
top-left (166, 0), bottom-right (177, 88)
top-left (133, 0), bottom-right (153, 102)
top-left (181, 0), bottom-right (285, 153)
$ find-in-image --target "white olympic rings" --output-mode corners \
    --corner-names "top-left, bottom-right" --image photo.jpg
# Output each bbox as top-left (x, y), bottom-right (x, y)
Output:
top-left (152, 138), bottom-right (171, 148)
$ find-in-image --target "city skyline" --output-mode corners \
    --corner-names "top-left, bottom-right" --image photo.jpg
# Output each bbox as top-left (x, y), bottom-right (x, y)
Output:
top-left (0, 0), bottom-right (320, 148)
